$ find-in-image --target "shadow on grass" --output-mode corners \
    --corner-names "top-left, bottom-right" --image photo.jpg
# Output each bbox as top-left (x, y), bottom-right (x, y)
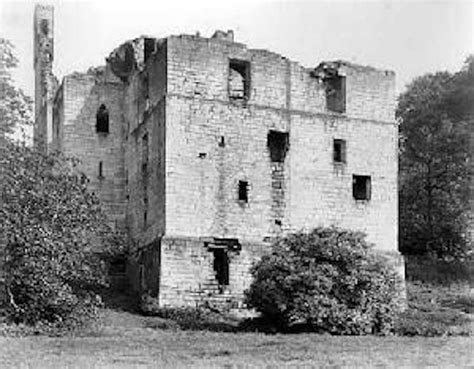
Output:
top-left (99, 288), bottom-right (141, 314)
top-left (97, 282), bottom-right (473, 337)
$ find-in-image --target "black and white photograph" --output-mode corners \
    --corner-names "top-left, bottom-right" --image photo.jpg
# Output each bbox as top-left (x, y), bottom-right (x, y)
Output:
top-left (0, 0), bottom-right (472, 367)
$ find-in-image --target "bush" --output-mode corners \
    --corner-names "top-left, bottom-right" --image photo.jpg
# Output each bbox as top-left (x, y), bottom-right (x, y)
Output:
top-left (245, 227), bottom-right (403, 335)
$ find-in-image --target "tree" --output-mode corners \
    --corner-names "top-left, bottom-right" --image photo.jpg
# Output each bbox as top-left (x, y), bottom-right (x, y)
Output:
top-left (0, 38), bottom-right (33, 140)
top-left (0, 39), bottom-right (125, 328)
top-left (245, 228), bottom-right (402, 335)
top-left (0, 140), bottom-right (124, 326)
top-left (397, 57), bottom-right (473, 257)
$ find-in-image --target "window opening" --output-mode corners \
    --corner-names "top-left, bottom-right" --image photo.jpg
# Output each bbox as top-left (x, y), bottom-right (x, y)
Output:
top-left (142, 133), bottom-right (149, 163)
top-left (353, 175), bottom-right (371, 201)
top-left (325, 74), bottom-right (346, 113)
top-left (143, 73), bottom-right (150, 107)
top-left (238, 181), bottom-right (248, 202)
top-left (219, 136), bottom-right (225, 147)
top-left (144, 38), bottom-right (155, 63)
top-left (142, 133), bottom-right (149, 175)
top-left (229, 59), bottom-right (250, 100)
top-left (267, 130), bottom-right (289, 162)
top-left (99, 161), bottom-right (104, 178)
top-left (333, 139), bottom-right (346, 164)
top-left (55, 121), bottom-right (59, 138)
top-left (96, 104), bottom-right (109, 133)
top-left (139, 264), bottom-right (145, 291)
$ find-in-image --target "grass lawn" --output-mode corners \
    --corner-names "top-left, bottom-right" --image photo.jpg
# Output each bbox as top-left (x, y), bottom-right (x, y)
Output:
top-left (0, 310), bottom-right (472, 368)
top-left (1, 282), bottom-right (472, 368)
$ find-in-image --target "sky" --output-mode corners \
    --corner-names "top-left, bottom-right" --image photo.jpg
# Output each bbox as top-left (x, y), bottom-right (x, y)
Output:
top-left (0, 0), bottom-right (473, 99)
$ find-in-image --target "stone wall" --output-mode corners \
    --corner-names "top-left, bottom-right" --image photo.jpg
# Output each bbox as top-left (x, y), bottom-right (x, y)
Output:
top-left (289, 114), bottom-right (398, 251)
top-left (157, 237), bottom-right (269, 307)
top-left (163, 35), bottom-right (398, 251)
top-left (58, 70), bottom-right (127, 229)
top-left (130, 35), bottom-right (400, 305)
top-left (124, 42), bottom-right (167, 244)
top-left (33, 4), bottom-right (55, 149)
top-left (47, 32), bottom-right (400, 307)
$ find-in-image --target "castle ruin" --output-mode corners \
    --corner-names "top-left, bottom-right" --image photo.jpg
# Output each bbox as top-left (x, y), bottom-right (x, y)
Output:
top-left (34, 4), bottom-right (404, 307)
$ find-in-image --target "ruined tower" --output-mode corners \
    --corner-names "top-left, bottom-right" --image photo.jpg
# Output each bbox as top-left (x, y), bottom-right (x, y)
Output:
top-left (38, 2), bottom-right (403, 307)
top-left (33, 4), bottom-right (55, 150)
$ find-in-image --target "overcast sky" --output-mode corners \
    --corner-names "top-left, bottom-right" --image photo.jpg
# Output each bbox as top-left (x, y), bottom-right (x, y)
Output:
top-left (1, 0), bottom-right (473, 98)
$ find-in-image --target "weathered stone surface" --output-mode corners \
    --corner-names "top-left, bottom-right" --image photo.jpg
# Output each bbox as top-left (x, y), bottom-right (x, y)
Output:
top-left (34, 7), bottom-right (402, 308)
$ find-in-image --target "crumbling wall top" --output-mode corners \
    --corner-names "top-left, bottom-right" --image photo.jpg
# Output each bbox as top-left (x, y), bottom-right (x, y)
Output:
top-left (211, 30), bottom-right (234, 42)
top-left (313, 60), bottom-right (395, 79)
top-left (106, 36), bottom-right (161, 82)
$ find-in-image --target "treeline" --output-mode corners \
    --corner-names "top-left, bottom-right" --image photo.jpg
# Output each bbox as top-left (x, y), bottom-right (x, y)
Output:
top-left (397, 56), bottom-right (473, 258)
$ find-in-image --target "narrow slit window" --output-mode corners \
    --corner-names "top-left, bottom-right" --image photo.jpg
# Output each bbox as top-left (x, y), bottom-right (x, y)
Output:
top-left (143, 73), bottom-right (150, 103)
top-left (142, 133), bottom-right (149, 164)
top-left (238, 181), bottom-right (248, 202)
top-left (333, 139), bottom-right (346, 164)
top-left (96, 104), bottom-right (109, 133)
top-left (212, 248), bottom-right (229, 286)
top-left (353, 175), bottom-right (371, 201)
top-left (142, 133), bottom-right (149, 176)
top-left (98, 161), bottom-right (104, 178)
top-left (229, 59), bottom-right (250, 100)
top-left (267, 131), bottom-right (289, 162)
top-left (325, 75), bottom-right (346, 113)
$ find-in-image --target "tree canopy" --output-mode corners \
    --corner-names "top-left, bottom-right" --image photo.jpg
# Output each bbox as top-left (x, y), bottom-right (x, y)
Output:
top-left (1, 140), bottom-right (124, 325)
top-left (397, 56), bottom-right (473, 257)
top-left (0, 39), bottom-right (124, 327)
top-left (0, 38), bottom-right (33, 140)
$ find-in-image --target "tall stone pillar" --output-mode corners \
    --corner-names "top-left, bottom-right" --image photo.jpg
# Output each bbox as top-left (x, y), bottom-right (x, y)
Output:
top-left (33, 4), bottom-right (55, 151)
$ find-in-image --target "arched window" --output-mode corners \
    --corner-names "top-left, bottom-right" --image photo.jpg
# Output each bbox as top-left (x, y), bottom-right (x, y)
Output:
top-left (96, 104), bottom-right (109, 133)
top-left (229, 59), bottom-right (250, 100)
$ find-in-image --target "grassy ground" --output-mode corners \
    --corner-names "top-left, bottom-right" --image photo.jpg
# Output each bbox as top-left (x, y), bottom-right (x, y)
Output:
top-left (0, 308), bottom-right (472, 368)
top-left (0, 282), bottom-right (472, 368)
top-left (0, 311), bottom-right (472, 368)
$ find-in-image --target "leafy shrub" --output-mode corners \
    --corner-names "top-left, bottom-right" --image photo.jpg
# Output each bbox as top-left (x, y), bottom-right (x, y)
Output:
top-left (1, 141), bottom-right (124, 328)
top-left (245, 227), bottom-right (403, 335)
